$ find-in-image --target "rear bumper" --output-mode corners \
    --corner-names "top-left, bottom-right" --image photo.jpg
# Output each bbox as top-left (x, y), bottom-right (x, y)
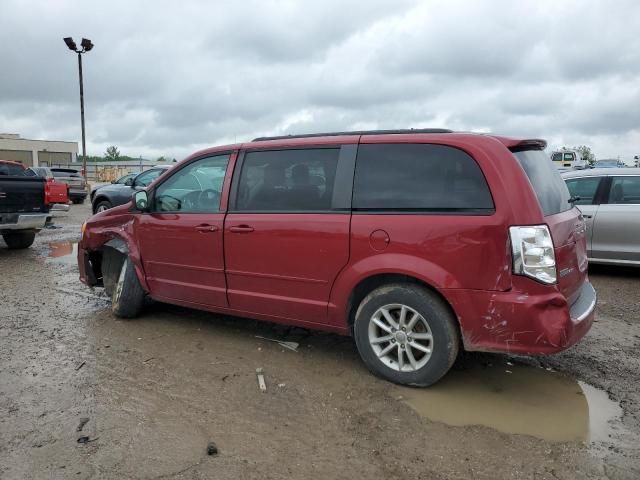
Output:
top-left (69, 191), bottom-right (87, 199)
top-left (50, 204), bottom-right (70, 215)
top-left (444, 279), bottom-right (596, 355)
top-left (0, 213), bottom-right (49, 231)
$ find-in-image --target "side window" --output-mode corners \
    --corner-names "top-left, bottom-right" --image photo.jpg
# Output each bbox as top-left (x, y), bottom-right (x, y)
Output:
top-left (565, 177), bottom-right (601, 205)
top-left (134, 169), bottom-right (164, 187)
top-left (352, 144), bottom-right (494, 211)
top-left (235, 149), bottom-right (339, 212)
top-left (608, 176), bottom-right (640, 204)
top-left (551, 152), bottom-right (563, 162)
top-left (154, 155), bottom-right (230, 213)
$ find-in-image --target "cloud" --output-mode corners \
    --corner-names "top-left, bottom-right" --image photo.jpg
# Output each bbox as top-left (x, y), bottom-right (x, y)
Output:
top-left (0, 0), bottom-right (638, 161)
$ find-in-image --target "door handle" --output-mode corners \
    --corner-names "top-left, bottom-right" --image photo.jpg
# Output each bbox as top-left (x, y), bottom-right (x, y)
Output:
top-left (229, 225), bottom-right (254, 233)
top-left (195, 224), bottom-right (218, 233)
top-left (582, 214), bottom-right (593, 219)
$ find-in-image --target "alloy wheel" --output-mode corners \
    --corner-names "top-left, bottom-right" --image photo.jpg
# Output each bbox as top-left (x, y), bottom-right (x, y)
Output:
top-left (368, 303), bottom-right (433, 372)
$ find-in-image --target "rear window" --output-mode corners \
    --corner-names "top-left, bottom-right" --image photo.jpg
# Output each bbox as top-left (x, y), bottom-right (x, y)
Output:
top-left (52, 169), bottom-right (81, 178)
top-left (512, 149), bottom-right (571, 216)
top-left (353, 144), bottom-right (494, 212)
top-left (0, 163), bottom-right (25, 176)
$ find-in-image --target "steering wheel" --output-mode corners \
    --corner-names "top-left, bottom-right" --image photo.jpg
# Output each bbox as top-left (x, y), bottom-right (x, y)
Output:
top-left (197, 189), bottom-right (220, 209)
top-left (181, 191), bottom-right (199, 211)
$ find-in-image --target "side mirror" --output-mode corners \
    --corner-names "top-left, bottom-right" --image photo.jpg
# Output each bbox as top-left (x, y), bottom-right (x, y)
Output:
top-left (133, 190), bottom-right (149, 211)
top-left (125, 178), bottom-right (134, 186)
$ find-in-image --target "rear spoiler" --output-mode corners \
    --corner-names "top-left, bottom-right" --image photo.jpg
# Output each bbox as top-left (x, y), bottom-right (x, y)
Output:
top-left (508, 139), bottom-right (547, 152)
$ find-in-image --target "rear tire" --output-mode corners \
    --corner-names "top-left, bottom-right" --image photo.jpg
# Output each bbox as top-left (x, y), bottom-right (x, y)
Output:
top-left (2, 231), bottom-right (36, 249)
top-left (353, 283), bottom-right (459, 387)
top-left (111, 256), bottom-right (145, 318)
top-left (94, 200), bottom-right (112, 214)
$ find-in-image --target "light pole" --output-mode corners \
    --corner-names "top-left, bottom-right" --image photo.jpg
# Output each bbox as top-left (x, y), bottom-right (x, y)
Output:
top-left (63, 37), bottom-right (94, 177)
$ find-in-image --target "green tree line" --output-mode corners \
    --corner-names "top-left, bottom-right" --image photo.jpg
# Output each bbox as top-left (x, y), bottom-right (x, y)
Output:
top-left (82, 146), bottom-right (174, 163)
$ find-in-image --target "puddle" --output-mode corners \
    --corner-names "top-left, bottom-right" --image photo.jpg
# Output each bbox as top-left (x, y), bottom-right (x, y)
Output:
top-left (397, 362), bottom-right (621, 443)
top-left (46, 241), bottom-right (78, 265)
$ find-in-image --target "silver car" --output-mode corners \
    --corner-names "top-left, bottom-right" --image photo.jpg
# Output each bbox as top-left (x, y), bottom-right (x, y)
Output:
top-left (562, 168), bottom-right (640, 266)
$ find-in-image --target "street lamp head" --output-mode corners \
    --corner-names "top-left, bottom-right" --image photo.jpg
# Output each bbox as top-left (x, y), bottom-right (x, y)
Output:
top-left (81, 38), bottom-right (94, 52)
top-left (63, 37), bottom-right (77, 51)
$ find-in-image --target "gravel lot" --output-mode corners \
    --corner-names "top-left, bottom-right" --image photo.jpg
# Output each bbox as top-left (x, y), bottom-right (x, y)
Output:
top-left (1, 202), bottom-right (639, 479)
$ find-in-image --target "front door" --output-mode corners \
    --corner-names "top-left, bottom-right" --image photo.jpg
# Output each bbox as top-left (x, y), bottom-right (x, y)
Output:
top-left (136, 153), bottom-right (232, 307)
top-left (224, 146), bottom-right (352, 325)
top-left (564, 175), bottom-right (603, 255)
top-left (592, 175), bottom-right (640, 263)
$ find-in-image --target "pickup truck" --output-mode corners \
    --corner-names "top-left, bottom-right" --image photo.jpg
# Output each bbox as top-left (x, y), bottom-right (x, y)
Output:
top-left (50, 168), bottom-right (88, 204)
top-left (0, 160), bottom-right (51, 249)
top-left (25, 166), bottom-right (71, 205)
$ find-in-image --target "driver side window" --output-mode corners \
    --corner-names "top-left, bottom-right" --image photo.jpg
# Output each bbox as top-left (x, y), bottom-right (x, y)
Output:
top-left (153, 155), bottom-right (230, 213)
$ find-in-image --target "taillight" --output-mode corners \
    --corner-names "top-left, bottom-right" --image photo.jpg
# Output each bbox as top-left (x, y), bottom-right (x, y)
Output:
top-left (509, 225), bottom-right (556, 284)
top-left (44, 181), bottom-right (51, 206)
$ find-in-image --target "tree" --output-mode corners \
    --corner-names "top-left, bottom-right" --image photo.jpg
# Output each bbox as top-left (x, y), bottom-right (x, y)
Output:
top-left (104, 146), bottom-right (121, 161)
top-left (575, 145), bottom-right (596, 165)
top-left (561, 145), bottom-right (596, 166)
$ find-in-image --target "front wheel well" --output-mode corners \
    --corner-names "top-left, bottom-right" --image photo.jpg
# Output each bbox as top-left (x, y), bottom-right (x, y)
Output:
top-left (87, 244), bottom-right (127, 289)
top-left (346, 274), bottom-right (459, 332)
top-left (92, 196), bottom-right (111, 211)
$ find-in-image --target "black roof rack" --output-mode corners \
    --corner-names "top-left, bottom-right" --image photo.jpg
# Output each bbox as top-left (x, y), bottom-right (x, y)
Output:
top-left (252, 128), bottom-right (453, 142)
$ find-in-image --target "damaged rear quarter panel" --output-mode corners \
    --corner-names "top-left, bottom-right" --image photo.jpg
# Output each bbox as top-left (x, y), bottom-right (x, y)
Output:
top-left (443, 276), bottom-right (579, 355)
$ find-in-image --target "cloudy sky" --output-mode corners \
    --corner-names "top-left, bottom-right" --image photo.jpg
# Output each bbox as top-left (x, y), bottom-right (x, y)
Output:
top-left (1, 0), bottom-right (639, 161)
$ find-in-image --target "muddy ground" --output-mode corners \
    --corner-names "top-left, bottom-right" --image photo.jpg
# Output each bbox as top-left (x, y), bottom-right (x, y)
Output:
top-left (1, 202), bottom-right (639, 480)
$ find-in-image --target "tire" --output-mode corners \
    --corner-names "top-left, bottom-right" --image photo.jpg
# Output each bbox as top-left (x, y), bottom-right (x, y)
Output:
top-left (2, 231), bottom-right (36, 249)
top-left (94, 200), bottom-right (112, 214)
top-left (353, 283), bottom-right (459, 387)
top-left (111, 256), bottom-right (145, 318)
top-left (102, 248), bottom-right (125, 297)
top-left (72, 197), bottom-right (85, 205)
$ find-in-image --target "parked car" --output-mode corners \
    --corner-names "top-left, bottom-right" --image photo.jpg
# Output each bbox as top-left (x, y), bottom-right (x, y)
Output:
top-left (78, 129), bottom-right (595, 386)
top-left (50, 168), bottom-right (88, 204)
top-left (91, 166), bottom-right (171, 213)
top-left (0, 160), bottom-right (51, 249)
top-left (25, 166), bottom-right (70, 206)
top-left (89, 172), bottom-right (136, 203)
top-left (593, 159), bottom-right (626, 168)
top-left (562, 168), bottom-right (640, 266)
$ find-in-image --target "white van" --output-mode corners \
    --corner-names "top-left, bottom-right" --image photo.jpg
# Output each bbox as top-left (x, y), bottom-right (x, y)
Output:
top-left (551, 150), bottom-right (588, 170)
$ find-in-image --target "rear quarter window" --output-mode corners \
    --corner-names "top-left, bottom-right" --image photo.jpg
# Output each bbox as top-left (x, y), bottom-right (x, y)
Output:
top-left (352, 144), bottom-right (494, 212)
top-left (512, 149), bottom-right (571, 216)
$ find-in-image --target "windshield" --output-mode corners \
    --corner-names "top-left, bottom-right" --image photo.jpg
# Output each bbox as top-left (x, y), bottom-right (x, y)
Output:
top-left (512, 149), bottom-right (572, 216)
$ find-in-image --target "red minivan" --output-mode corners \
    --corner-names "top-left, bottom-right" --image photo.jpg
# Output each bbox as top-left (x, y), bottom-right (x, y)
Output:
top-left (78, 130), bottom-right (596, 386)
